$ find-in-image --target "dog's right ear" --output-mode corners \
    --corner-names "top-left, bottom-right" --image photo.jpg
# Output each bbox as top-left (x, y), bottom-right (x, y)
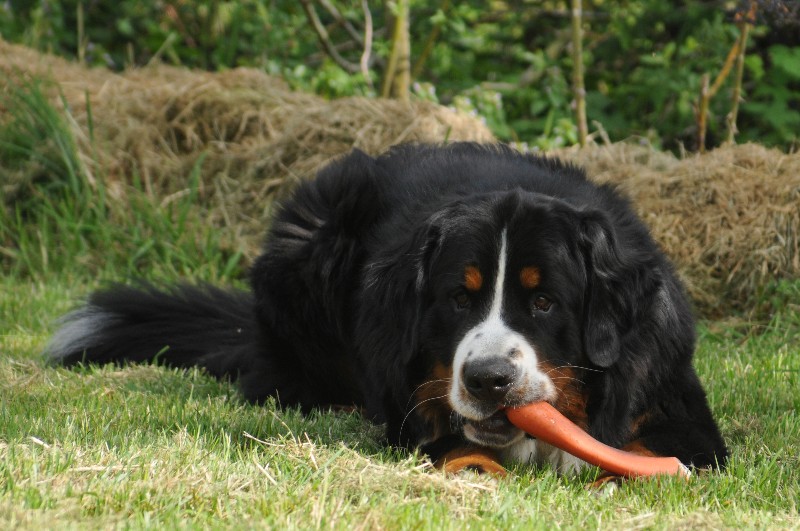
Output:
top-left (361, 199), bottom-right (471, 298)
top-left (413, 208), bottom-right (464, 294)
top-left (359, 202), bottom-right (471, 365)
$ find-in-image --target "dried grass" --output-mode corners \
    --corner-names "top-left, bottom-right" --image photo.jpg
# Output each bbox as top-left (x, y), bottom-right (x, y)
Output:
top-left (2, 40), bottom-right (798, 316)
top-left (0, 39), bottom-right (493, 236)
top-left (559, 143), bottom-right (800, 315)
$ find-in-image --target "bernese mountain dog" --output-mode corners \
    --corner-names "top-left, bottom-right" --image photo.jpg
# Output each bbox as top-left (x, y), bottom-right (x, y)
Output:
top-left (47, 143), bottom-right (727, 477)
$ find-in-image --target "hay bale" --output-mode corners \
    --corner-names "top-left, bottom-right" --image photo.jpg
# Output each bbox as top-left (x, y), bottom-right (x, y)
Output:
top-left (0, 39), bottom-right (494, 232)
top-left (558, 142), bottom-right (800, 316)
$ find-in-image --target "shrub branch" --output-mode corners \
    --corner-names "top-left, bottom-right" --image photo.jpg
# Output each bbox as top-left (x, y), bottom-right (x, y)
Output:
top-left (299, 0), bottom-right (361, 74)
top-left (696, 1), bottom-right (756, 152)
top-left (570, 0), bottom-right (588, 147)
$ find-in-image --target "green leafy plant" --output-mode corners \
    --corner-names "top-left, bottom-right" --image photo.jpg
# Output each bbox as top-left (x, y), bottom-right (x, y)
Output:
top-left (741, 45), bottom-right (800, 147)
top-left (1, 1), bottom-right (798, 150)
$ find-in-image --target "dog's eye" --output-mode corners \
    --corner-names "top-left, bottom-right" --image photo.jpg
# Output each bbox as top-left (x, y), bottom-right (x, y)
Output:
top-left (452, 290), bottom-right (471, 310)
top-left (532, 295), bottom-right (552, 313)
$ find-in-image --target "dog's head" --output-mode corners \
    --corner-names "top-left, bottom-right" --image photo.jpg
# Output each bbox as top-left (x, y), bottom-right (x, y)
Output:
top-left (401, 189), bottom-right (662, 449)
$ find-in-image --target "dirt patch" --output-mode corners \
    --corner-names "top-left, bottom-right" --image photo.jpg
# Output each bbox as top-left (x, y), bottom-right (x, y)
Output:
top-left (2, 40), bottom-right (798, 316)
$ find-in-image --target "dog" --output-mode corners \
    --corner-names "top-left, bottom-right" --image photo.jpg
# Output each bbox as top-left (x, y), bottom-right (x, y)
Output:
top-left (47, 143), bottom-right (727, 477)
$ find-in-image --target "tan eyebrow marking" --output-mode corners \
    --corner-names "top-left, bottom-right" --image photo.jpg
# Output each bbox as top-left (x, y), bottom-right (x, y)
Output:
top-left (464, 266), bottom-right (483, 292)
top-left (520, 266), bottom-right (541, 289)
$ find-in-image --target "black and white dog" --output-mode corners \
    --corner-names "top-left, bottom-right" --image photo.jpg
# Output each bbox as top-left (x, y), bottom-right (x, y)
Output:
top-left (48, 143), bottom-right (727, 476)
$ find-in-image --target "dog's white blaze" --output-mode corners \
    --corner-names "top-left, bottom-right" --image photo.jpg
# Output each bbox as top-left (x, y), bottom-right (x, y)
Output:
top-left (488, 229), bottom-right (508, 320)
top-left (449, 229), bottom-right (555, 425)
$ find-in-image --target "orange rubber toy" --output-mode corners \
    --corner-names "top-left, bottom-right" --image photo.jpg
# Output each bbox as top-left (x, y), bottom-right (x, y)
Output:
top-left (506, 402), bottom-right (690, 478)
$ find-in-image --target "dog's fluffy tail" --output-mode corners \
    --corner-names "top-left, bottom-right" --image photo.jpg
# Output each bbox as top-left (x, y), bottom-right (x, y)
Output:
top-left (46, 283), bottom-right (261, 383)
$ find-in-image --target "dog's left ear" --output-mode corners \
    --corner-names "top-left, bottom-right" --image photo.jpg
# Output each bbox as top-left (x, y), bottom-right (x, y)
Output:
top-left (578, 210), bottom-right (656, 368)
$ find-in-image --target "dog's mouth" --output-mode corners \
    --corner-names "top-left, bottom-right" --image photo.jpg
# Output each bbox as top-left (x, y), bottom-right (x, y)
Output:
top-left (462, 410), bottom-right (525, 448)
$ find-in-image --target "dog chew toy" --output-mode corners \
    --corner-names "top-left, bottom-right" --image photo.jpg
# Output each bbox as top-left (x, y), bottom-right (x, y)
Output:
top-left (506, 402), bottom-right (691, 478)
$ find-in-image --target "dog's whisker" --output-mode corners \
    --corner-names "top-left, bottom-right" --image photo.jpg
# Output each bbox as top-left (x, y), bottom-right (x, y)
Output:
top-left (403, 379), bottom-right (453, 413)
top-left (557, 364), bottom-right (602, 373)
top-left (398, 394), bottom-right (449, 443)
top-left (549, 376), bottom-right (587, 385)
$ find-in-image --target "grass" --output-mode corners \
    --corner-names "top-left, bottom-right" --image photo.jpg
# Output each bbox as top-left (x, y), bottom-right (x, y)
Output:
top-left (2, 72), bottom-right (799, 529)
top-left (0, 75), bottom-right (245, 283)
top-left (1, 276), bottom-right (799, 529)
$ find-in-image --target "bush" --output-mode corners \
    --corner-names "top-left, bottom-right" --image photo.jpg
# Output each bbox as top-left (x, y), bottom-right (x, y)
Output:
top-left (1, 0), bottom-right (798, 150)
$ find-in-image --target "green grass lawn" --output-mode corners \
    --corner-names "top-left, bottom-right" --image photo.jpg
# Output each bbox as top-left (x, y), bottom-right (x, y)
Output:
top-left (1, 275), bottom-right (798, 529)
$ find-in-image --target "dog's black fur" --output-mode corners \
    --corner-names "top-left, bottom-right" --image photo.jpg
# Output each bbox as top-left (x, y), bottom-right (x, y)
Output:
top-left (48, 143), bottom-right (727, 473)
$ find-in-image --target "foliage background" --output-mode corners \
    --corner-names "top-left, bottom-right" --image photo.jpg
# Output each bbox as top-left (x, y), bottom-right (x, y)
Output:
top-left (1, 0), bottom-right (798, 152)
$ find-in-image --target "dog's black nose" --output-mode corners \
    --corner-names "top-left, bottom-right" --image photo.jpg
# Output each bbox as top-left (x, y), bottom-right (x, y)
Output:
top-left (463, 358), bottom-right (517, 403)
